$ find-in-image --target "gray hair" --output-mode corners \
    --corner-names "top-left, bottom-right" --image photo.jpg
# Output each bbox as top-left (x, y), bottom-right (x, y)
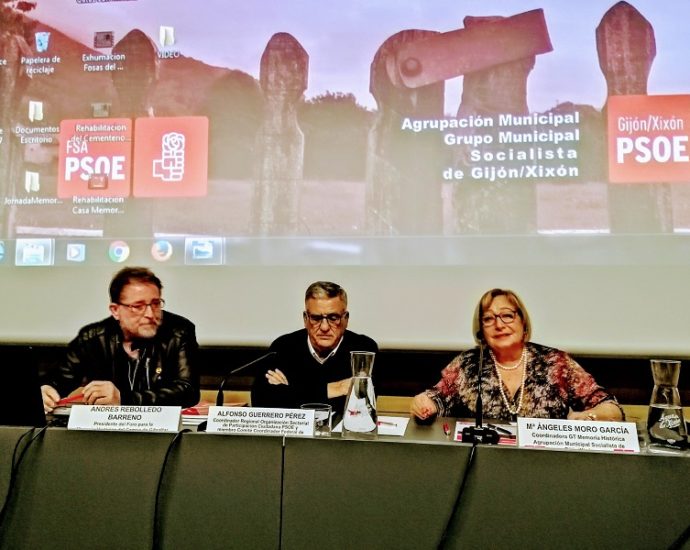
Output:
top-left (305, 281), bottom-right (348, 307)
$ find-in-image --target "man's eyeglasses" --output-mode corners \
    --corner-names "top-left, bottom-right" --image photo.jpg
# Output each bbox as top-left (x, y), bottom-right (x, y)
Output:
top-left (304, 311), bottom-right (348, 327)
top-left (118, 299), bottom-right (165, 316)
top-left (481, 309), bottom-right (518, 327)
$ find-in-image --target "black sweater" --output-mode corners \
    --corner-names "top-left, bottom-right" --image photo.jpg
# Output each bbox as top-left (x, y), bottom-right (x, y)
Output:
top-left (251, 328), bottom-right (378, 415)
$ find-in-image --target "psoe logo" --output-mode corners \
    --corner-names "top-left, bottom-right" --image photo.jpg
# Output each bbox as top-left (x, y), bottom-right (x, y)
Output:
top-left (153, 132), bottom-right (185, 182)
top-left (58, 118), bottom-right (133, 198)
top-left (133, 116), bottom-right (208, 197)
top-left (108, 240), bottom-right (130, 263)
top-left (608, 94), bottom-right (690, 183)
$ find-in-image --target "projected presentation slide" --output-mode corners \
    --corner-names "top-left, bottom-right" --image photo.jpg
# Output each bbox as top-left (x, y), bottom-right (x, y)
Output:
top-left (0, 0), bottom-right (688, 267)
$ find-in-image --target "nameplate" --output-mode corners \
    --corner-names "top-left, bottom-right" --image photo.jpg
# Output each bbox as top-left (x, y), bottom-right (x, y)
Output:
top-left (206, 406), bottom-right (315, 436)
top-left (67, 405), bottom-right (181, 433)
top-left (517, 417), bottom-right (640, 453)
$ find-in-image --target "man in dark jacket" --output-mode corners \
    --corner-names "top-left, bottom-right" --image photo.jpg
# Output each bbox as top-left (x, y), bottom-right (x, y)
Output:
top-left (41, 266), bottom-right (199, 412)
top-left (251, 281), bottom-right (378, 415)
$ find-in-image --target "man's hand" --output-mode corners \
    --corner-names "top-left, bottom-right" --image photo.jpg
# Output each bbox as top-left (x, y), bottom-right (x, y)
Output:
top-left (327, 377), bottom-right (351, 399)
top-left (82, 381), bottom-right (121, 405)
top-left (41, 384), bottom-right (60, 413)
top-left (266, 369), bottom-right (289, 386)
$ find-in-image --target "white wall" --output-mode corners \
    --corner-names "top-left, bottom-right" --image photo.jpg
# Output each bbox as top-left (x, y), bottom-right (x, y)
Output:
top-left (3, 263), bottom-right (689, 357)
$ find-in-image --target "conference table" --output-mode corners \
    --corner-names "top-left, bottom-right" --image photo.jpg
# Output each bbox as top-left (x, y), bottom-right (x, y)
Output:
top-left (0, 417), bottom-right (687, 550)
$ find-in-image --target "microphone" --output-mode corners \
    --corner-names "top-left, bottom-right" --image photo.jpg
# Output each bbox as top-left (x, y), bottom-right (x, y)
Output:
top-left (461, 342), bottom-right (499, 444)
top-left (216, 351), bottom-right (276, 406)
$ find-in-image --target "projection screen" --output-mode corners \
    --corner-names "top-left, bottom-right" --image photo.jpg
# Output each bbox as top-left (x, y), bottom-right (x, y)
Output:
top-left (1, 0), bottom-right (689, 355)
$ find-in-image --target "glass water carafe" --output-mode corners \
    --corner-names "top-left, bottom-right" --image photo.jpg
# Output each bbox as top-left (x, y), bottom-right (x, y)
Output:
top-left (342, 351), bottom-right (377, 439)
top-left (647, 359), bottom-right (688, 448)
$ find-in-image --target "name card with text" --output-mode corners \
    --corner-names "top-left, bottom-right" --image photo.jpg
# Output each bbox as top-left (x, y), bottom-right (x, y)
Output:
top-left (67, 405), bottom-right (181, 433)
top-left (206, 406), bottom-right (315, 436)
top-left (517, 417), bottom-right (640, 453)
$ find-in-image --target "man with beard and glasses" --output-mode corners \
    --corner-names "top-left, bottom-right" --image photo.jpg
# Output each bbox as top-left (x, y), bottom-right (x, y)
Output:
top-left (41, 266), bottom-right (199, 412)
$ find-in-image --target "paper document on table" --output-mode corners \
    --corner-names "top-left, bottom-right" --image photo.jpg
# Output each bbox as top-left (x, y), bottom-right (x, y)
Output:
top-left (333, 415), bottom-right (409, 436)
top-left (376, 416), bottom-right (409, 436)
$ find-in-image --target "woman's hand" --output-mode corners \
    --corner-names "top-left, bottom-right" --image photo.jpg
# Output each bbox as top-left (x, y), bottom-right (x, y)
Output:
top-left (410, 392), bottom-right (438, 420)
top-left (568, 401), bottom-right (623, 421)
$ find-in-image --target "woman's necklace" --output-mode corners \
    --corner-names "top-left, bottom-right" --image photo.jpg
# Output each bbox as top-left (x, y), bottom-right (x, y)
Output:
top-left (489, 346), bottom-right (526, 370)
top-left (492, 347), bottom-right (528, 416)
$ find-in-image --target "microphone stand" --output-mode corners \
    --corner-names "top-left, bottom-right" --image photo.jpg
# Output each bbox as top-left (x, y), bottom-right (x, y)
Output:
top-left (461, 344), bottom-right (499, 444)
top-left (216, 351), bottom-right (276, 406)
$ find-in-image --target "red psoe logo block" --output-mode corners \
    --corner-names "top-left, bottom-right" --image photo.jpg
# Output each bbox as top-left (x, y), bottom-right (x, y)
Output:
top-left (608, 94), bottom-right (690, 183)
top-left (132, 116), bottom-right (209, 197)
top-left (57, 119), bottom-right (133, 198)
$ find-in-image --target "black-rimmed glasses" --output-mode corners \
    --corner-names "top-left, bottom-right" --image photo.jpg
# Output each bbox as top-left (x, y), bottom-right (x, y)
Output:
top-left (304, 311), bottom-right (348, 327)
top-left (118, 299), bottom-right (165, 316)
top-left (481, 309), bottom-right (517, 327)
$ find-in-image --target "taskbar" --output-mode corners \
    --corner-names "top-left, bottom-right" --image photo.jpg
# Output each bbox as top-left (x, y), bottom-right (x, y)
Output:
top-left (0, 234), bottom-right (689, 267)
top-left (0, 237), bottom-right (225, 267)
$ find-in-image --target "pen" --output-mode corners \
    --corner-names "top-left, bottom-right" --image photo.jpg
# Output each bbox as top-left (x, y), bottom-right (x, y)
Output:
top-left (56, 394), bottom-right (85, 406)
top-left (443, 423), bottom-right (450, 437)
top-left (377, 421), bottom-right (397, 427)
top-left (487, 423), bottom-right (512, 436)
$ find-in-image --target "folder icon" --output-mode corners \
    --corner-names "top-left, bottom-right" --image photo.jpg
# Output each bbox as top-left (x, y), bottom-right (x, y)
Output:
top-left (159, 26), bottom-right (175, 47)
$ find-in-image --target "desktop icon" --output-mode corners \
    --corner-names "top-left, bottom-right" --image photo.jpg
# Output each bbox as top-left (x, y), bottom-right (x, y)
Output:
top-left (184, 237), bottom-right (223, 265)
top-left (35, 32), bottom-right (50, 53)
top-left (191, 240), bottom-right (212, 260)
top-left (58, 118), bottom-right (133, 198)
top-left (88, 173), bottom-right (109, 190)
top-left (151, 240), bottom-right (173, 262)
top-left (132, 116), bottom-right (208, 197)
top-left (15, 239), bottom-right (54, 266)
top-left (159, 26), bottom-right (175, 47)
top-left (66, 243), bottom-right (86, 262)
top-left (108, 240), bottom-right (130, 263)
top-left (91, 102), bottom-right (111, 118)
top-left (28, 101), bottom-right (43, 122)
top-left (94, 31), bottom-right (115, 49)
top-left (24, 171), bottom-right (40, 193)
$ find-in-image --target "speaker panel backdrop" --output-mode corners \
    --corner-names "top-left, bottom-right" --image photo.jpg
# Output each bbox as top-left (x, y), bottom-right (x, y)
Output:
top-left (0, 1), bottom-right (689, 355)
